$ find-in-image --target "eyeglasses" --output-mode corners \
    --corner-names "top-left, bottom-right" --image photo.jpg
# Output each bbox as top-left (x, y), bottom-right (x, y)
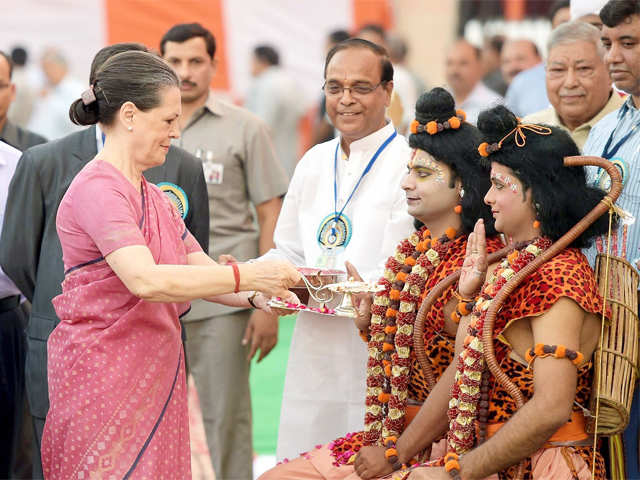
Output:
top-left (322, 81), bottom-right (383, 97)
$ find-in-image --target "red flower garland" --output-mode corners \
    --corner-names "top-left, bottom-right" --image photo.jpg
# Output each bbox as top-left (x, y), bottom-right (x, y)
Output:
top-left (363, 226), bottom-right (458, 450)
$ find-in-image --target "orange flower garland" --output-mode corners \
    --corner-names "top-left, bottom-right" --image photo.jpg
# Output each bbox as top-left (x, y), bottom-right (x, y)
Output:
top-left (362, 226), bottom-right (458, 452)
top-left (446, 237), bottom-right (551, 454)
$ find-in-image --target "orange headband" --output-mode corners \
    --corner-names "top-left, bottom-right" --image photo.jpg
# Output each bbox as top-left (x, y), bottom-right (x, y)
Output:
top-left (410, 109), bottom-right (467, 135)
top-left (478, 122), bottom-right (552, 157)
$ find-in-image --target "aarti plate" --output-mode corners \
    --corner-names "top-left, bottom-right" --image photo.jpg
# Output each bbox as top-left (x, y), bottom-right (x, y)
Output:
top-left (325, 280), bottom-right (385, 294)
top-left (268, 297), bottom-right (345, 317)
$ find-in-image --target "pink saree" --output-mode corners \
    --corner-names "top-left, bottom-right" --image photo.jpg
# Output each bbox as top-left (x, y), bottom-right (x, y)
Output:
top-left (41, 160), bottom-right (201, 479)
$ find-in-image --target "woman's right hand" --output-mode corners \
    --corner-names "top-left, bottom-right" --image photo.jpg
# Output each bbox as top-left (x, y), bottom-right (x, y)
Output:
top-left (245, 260), bottom-right (301, 300)
top-left (458, 219), bottom-right (488, 299)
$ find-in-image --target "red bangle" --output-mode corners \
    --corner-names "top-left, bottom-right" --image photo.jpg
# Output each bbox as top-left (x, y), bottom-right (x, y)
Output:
top-left (231, 263), bottom-right (240, 293)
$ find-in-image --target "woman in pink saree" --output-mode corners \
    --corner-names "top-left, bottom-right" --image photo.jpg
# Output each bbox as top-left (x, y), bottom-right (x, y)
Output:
top-left (40, 51), bottom-right (299, 480)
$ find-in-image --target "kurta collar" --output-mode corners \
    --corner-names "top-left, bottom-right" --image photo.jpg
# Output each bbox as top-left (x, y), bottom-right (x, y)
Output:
top-left (341, 121), bottom-right (395, 157)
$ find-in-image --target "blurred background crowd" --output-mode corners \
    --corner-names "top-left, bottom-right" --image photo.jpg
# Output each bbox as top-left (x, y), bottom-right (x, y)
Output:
top-left (2, 0), bottom-right (590, 162)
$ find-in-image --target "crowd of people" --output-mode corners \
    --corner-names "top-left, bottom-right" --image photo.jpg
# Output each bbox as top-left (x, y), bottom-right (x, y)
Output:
top-left (1, 0), bottom-right (640, 479)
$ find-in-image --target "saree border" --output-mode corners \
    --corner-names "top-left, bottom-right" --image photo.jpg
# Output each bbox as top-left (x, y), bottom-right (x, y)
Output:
top-left (123, 349), bottom-right (182, 479)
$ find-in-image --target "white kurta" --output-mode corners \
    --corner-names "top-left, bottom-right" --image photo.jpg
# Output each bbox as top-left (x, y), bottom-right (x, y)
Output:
top-left (271, 122), bottom-right (414, 460)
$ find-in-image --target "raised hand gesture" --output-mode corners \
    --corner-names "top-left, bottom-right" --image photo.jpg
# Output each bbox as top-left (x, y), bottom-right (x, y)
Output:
top-left (458, 219), bottom-right (488, 299)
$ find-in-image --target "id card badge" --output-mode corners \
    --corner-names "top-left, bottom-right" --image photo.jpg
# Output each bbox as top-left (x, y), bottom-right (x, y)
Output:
top-left (203, 160), bottom-right (224, 185)
top-left (315, 245), bottom-right (346, 269)
top-left (315, 212), bottom-right (352, 268)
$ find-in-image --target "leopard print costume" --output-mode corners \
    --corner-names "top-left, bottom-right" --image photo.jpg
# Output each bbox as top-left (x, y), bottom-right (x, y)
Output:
top-left (329, 234), bottom-right (504, 464)
top-left (486, 248), bottom-right (606, 479)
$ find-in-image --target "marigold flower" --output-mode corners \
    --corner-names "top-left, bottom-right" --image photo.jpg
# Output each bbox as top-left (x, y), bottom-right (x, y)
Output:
top-left (478, 142), bottom-right (490, 157)
top-left (426, 121), bottom-right (438, 135)
top-left (555, 345), bottom-right (566, 358)
top-left (445, 227), bottom-right (457, 240)
top-left (396, 271), bottom-right (408, 283)
top-left (449, 116), bottom-right (461, 129)
top-left (378, 392), bottom-right (391, 403)
top-left (389, 289), bottom-right (401, 300)
top-left (456, 109), bottom-right (467, 122)
top-left (404, 256), bottom-right (416, 266)
top-left (409, 120), bottom-right (420, 134)
top-left (384, 448), bottom-right (398, 458)
top-left (382, 342), bottom-right (394, 352)
top-left (457, 301), bottom-right (471, 316)
top-left (385, 308), bottom-right (397, 318)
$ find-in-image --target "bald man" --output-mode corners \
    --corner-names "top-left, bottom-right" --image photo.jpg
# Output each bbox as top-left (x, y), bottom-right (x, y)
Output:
top-left (503, 39), bottom-right (549, 117)
top-left (445, 39), bottom-right (503, 124)
top-left (501, 39), bottom-right (541, 85)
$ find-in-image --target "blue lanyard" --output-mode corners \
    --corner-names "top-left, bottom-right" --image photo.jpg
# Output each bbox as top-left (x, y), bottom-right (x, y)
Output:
top-left (332, 130), bottom-right (397, 231)
top-left (601, 103), bottom-right (640, 159)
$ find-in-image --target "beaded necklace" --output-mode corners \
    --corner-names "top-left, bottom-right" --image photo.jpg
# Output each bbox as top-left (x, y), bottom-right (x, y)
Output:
top-left (446, 237), bottom-right (552, 454)
top-left (364, 226), bottom-right (458, 448)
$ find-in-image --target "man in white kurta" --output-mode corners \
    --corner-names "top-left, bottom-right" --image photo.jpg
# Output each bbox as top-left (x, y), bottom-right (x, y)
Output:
top-left (270, 38), bottom-right (414, 461)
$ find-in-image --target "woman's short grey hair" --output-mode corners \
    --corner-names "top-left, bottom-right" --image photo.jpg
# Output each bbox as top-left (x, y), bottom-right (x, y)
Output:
top-left (547, 20), bottom-right (605, 59)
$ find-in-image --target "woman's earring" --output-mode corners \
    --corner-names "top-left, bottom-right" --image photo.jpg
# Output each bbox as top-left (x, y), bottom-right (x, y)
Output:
top-left (127, 126), bottom-right (133, 132)
top-left (533, 220), bottom-right (541, 229)
top-left (459, 188), bottom-right (465, 198)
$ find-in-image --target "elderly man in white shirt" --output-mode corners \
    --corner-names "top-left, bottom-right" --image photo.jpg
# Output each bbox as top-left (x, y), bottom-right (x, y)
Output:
top-left (269, 38), bottom-right (414, 461)
top-left (0, 140), bottom-right (28, 478)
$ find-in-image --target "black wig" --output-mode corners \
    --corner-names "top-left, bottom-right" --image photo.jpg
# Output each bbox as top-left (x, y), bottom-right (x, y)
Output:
top-left (409, 87), bottom-right (497, 236)
top-left (476, 105), bottom-right (613, 248)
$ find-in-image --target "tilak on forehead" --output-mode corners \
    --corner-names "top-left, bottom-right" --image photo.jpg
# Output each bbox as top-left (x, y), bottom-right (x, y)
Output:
top-left (491, 170), bottom-right (519, 194)
top-left (409, 148), bottom-right (445, 183)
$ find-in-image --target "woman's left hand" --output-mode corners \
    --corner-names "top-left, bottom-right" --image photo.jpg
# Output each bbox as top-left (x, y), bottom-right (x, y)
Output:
top-left (407, 466), bottom-right (449, 479)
